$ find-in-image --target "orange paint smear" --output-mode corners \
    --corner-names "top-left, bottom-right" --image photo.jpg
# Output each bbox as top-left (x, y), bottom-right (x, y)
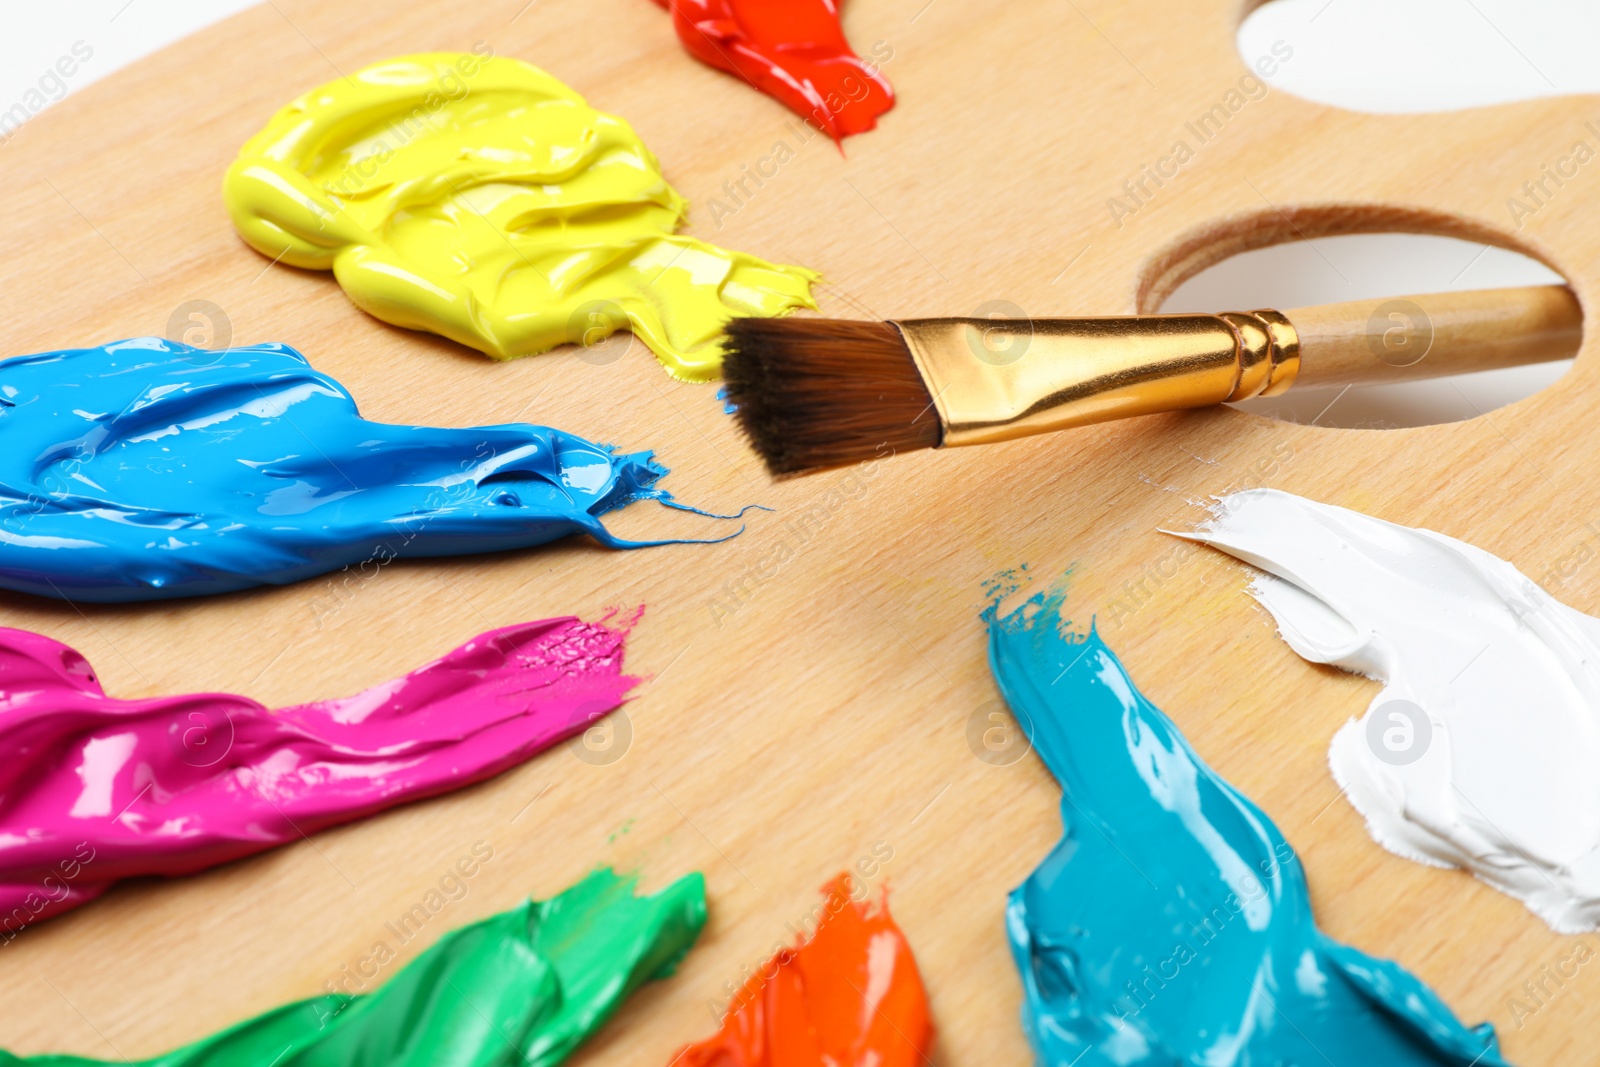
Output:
top-left (649, 0), bottom-right (895, 143)
top-left (674, 873), bottom-right (933, 1066)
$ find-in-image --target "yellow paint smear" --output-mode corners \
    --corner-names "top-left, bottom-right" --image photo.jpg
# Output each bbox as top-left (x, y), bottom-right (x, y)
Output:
top-left (223, 51), bottom-right (819, 381)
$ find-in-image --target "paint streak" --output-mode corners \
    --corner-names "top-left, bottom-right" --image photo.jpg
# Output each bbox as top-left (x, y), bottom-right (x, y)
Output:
top-left (224, 52), bottom-right (819, 381)
top-left (674, 873), bottom-right (933, 1066)
top-left (0, 868), bottom-right (705, 1066)
top-left (0, 614), bottom-right (636, 932)
top-left (650, 0), bottom-right (895, 143)
top-left (1183, 488), bottom-right (1600, 933)
top-left (986, 582), bottom-right (1512, 1066)
top-left (0, 338), bottom-right (743, 602)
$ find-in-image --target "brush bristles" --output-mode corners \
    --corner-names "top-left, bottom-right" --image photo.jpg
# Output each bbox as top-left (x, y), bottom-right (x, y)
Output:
top-left (721, 318), bottom-right (940, 476)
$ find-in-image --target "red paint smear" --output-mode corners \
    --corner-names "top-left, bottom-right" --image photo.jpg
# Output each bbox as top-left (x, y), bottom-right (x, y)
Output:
top-left (674, 873), bottom-right (933, 1066)
top-left (649, 0), bottom-right (895, 143)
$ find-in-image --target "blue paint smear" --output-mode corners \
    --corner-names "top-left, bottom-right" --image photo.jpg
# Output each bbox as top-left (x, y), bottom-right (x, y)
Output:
top-left (716, 385), bottom-right (737, 416)
top-left (0, 338), bottom-right (747, 603)
top-left (985, 582), bottom-right (1512, 1067)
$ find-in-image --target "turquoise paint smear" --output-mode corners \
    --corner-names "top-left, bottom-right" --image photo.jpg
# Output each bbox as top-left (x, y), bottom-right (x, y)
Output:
top-left (0, 338), bottom-right (748, 603)
top-left (985, 583), bottom-right (1511, 1066)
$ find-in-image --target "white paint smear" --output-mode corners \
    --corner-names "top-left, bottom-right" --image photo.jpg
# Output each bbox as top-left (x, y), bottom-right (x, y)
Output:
top-left (1177, 488), bottom-right (1600, 933)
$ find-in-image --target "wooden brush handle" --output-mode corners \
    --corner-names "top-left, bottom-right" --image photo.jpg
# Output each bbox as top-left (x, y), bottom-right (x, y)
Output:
top-left (896, 285), bottom-right (1584, 448)
top-left (1285, 285), bottom-right (1582, 390)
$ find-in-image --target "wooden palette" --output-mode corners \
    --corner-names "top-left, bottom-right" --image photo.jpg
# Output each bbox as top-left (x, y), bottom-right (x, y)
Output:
top-left (0, 0), bottom-right (1593, 1062)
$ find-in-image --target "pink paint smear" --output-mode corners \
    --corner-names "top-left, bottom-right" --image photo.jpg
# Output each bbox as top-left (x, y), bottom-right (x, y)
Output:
top-left (0, 613), bottom-right (639, 935)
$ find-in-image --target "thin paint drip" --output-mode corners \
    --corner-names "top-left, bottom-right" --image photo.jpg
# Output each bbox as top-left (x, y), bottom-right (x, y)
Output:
top-left (0, 868), bottom-right (706, 1066)
top-left (649, 0), bottom-right (895, 143)
top-left (0, 338), bottom-right (746, 602)
top-left (224, 52), bottom-right (819, 381)
top-left (1182, 488), bottom-right (1600, 934)
top-left (986, 581), bottom-right (1511, 1066)
top-left (0, 614), bottom-right (637, 932)
top-left (673, 872), bottom-right (933, 1065)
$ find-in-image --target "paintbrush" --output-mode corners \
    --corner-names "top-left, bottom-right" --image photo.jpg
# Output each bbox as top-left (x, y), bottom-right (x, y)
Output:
top-left (722, 284), bottom-right (1583, 475)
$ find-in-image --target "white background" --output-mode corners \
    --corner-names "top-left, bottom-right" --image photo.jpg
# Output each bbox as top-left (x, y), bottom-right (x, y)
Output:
top-left (1203, 0), bottom-right (1599, 428)
top-left (2, 0), bottom-right (1597, 429)
top-left (0, 1), bottom-right (259, 105)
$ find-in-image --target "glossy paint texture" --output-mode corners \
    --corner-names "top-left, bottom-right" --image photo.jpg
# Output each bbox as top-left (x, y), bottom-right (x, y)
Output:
top-left (0, 868), bottom-right (707, 1066)
top-left (224, 52), bottom-right (819, 381)
top-left (987, 583), bottom-right (1511, 1066)
top-left (649, 0), bottom-right (894, 142)
top-left (1185, 489), bottom-right (1600, 933)
top-left (674, 873), bottom-right (932, 1066)
top-left (0, 614), bottom-right (636, 931)
top-left (0, 338), bottom-right (728, 602)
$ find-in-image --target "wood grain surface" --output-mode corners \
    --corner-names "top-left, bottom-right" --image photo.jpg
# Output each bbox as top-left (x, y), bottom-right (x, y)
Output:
top-left (0, 0), bottom-right (1594, 1062)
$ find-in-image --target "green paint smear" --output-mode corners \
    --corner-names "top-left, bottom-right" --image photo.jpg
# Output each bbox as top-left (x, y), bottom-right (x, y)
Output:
top-left (5, 869), bottom-right (706, 1067)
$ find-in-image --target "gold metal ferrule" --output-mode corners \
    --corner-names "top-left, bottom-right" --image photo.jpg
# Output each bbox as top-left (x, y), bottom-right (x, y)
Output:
top-left (893, 311), bottom-right (1301, 448)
